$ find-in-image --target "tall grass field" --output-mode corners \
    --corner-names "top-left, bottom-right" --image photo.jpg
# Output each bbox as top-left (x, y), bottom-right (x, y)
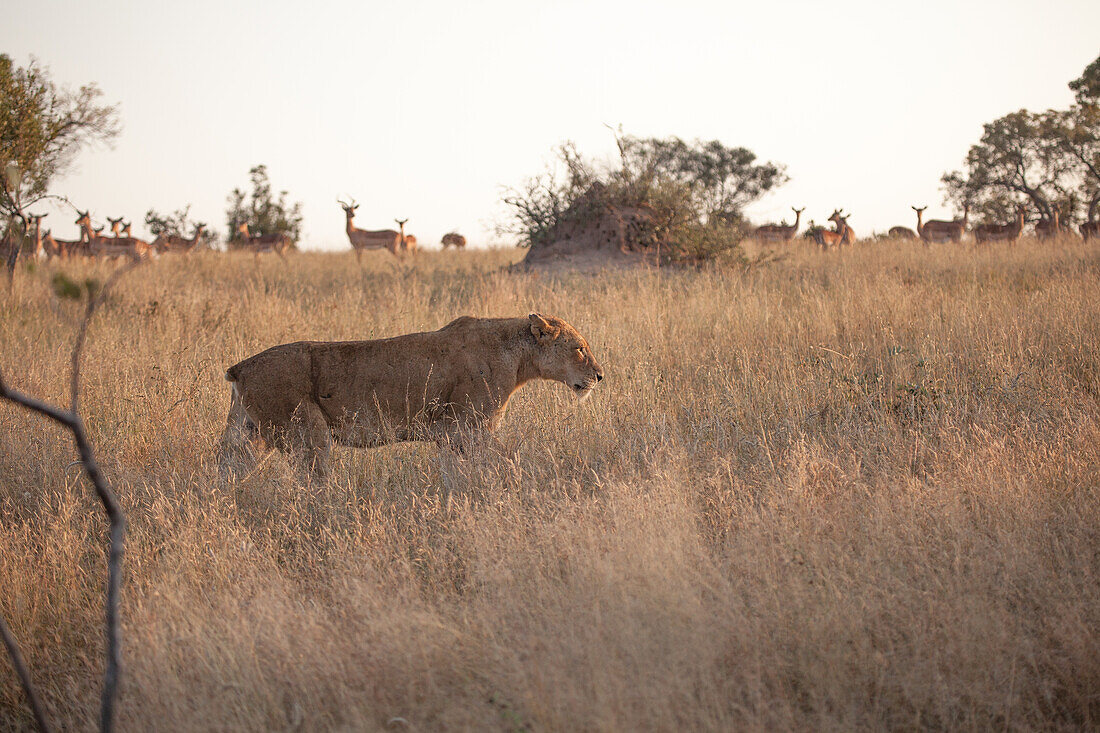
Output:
top-left (2, 238), bottom-right (1099, 730)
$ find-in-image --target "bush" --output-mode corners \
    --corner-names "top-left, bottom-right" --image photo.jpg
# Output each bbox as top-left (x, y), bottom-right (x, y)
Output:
top-left (501, 132), bottom-right (784, 263)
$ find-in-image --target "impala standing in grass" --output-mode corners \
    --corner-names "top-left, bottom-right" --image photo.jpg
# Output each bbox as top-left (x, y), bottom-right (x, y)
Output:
top-left (153, 223), bottom-right (206, 254)
top-left (1082, 219), bottom-right (1099, 242)
top-left (829, 209), bottom-right (856, 246)
top-left (26, 213), bottom-right (47, 258)
top-left (973, 205), bottom-right (1026, 245)
top-left (808, 219), bottom-right (844, 250)
top-left (912, 205), bottom-right (968, 244)
top-left (76, 210), bottom-right (153, 260)
top-left (235, 222), bottom-right (292, 262)
top-left (753, 207), bottom-right (805, 243)
top-left (395, 218), bottom-right (417, 254)
top-left (338, 198), bottom-right (402, 261)
top-left (1035, 206), bottom-right (1062, 240)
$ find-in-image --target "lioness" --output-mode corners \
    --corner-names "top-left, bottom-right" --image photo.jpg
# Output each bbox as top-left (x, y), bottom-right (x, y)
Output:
top-left (218, 313), bottom-right (604, 478)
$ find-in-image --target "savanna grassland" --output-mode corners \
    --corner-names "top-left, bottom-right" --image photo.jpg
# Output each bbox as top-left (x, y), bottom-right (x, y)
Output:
top-left (2, 238), bottom-right (1099, 731)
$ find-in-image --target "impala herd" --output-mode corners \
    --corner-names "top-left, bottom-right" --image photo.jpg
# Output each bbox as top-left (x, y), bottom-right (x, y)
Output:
top-left (8, 197), bottom-right (1095, 265)
top-left (10, 199), bottom-right (465, 264)
top-left (753, 203), bottom-right (1097, 248)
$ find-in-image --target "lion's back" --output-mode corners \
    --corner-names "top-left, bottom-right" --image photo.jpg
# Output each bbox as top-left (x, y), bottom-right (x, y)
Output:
top-left (225, 342), bottom-right (309, 381)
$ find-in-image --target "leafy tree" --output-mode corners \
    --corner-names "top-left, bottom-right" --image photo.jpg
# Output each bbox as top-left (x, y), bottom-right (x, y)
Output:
top-left (144, 204), bottom-right (217, 247)
top-left (1069, 55), bottom-right (1100, 106)
top-left (1049, 104), bottom-right (1100, 223)
top-left (613, 134), bottom-right (787, 223)
top-left (942, 109), bottom-right (1075, 223)
top-left (225, 165), bottom-right (303, 245)
top-left (944, 54), bottom-right (1100, 226)
top-left (0, 54), bottom-right (120, 232)
top-left (502, 132), bottom-right (786, 260)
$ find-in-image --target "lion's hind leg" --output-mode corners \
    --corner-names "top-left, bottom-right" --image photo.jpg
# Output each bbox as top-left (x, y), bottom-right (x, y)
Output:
top-left (286, 400), bottom-right (333, 483)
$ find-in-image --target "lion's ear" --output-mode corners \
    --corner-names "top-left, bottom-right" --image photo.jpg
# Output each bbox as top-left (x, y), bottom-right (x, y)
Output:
top-left (529, 313), bottom-right (558, 344)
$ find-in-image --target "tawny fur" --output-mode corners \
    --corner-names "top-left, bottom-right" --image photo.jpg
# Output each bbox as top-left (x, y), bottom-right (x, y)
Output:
top-left (218, 313), bottom-right (604, 478)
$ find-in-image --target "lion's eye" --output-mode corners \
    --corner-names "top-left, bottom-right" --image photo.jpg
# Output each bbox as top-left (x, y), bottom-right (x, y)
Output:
top-left (575, 348), bottom-right (585, 360)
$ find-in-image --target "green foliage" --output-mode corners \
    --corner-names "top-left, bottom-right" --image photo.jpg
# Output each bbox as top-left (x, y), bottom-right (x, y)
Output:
top-left (0, 54), bottom-right (120, 227)
top-left (802, 222), bottom-right (825, 240)
top-left (50, 272), bottom-right (81, 299)
top-left (145, 204), bottom-right (217, 247)
top-left (501, 132), bottom-right (783, 261)
top-left (225, 165), bottom-right (303, 244)
top-left (49, 272), bottom-right (99, 301)
top-left (614, 134), bottom-right (787, 221)
top-left (944, 55), bottom-right (1100, 225)
top-left (942, 109), bottom-right (1073, 222)
top-left (1069, 54), bottom-right (1100, 106)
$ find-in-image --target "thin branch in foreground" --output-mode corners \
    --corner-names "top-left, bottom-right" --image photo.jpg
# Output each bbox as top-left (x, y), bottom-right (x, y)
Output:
top-left (0, 613), bottom-right (51, 732)
top-left (0, 262), bottom-right (139, 732)
top-left (71, 261), bottom-right (141, 413)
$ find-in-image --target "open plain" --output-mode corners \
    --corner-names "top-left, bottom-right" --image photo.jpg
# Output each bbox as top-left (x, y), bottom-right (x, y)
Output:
top-left (2, 238), bottom-right (1099, 730)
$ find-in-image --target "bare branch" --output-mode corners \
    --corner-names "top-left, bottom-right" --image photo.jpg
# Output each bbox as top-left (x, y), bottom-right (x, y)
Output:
top-left (0, 263), bottom-right (136, 732)
top-left (70, 261), bottom-right (141, 412)
top-left (0, 614), bottom-right (52, 732)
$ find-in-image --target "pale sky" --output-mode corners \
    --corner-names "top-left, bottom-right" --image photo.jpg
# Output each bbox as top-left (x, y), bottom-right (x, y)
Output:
top-left (4, 0), bottom-right (1098, 249)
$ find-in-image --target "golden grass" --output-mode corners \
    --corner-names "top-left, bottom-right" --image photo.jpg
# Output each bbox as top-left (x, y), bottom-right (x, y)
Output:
top-left (2, 239), bottom-right (1099, 730)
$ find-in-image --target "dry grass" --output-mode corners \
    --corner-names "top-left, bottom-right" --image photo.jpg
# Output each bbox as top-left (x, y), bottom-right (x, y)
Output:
top-left (2, 239), bottom-right (1099, 731)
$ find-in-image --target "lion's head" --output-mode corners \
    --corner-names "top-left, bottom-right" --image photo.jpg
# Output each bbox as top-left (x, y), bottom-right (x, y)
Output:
top-left (529, 313), bottom-right (605, 399)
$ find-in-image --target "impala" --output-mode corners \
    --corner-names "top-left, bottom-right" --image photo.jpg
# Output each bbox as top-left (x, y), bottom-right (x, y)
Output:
top-left (120, 221), bottom-right (133, 238)
top-left (235, 222), bottom-right (292, 261)
top-left (395, 218), bottom-right (418, 253)
top-left (1081, 198), bottom-right (1098, 241)
top-left (912, 205), bottom-right (968, 243)
top-left (973, 205), bottom-right (1026, 244)
top-left (337, 198), bottom-right (402, 260)
top-left (4, 213), bottom-right (48, 259)
top-left (107, 216), bottom-right (124, 237)
top-left (828, 209), bottom-right (856, 246)
top-left (753, 207), bottom-right (805, 243)
top-left (1035, 207), bottom-right (1061, 240)
top-left (153, 223), bottom-right (206, 254)
top-left (76, 210), bottom-right (153, 259)
top-left (1082, 219), bottom-right (1099, 242)
top-left (808, 219), bottom-right (844, 250)
top-left (26, 213), bottom-right (47, 258)
top-left (43, 225), bottom-right (87, 259)
top-left (887, 226), bottom-right (917, 240)
top-left (441, 231), bottom-right (467, 248)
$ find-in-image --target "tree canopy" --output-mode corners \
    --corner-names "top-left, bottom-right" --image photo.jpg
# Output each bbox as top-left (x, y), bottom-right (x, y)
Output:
top-left (145, 204), bottom-right (216, 247)
top-left (0, 54), bottom-right (120, 228)
top-left (944, 54), bottom-right (1100, 225)
top-left (502, 132), bottom-right (786, 259)
top-left (225, 165), bottom-right (303, 244)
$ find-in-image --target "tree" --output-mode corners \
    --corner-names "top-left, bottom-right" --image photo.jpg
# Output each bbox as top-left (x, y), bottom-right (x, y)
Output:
top-left (501, 132), bottom-right (786, 260)
top-left (943, 54), bottom-right (1100, 226)
top-left (0, 54), bottom-right (120, 234)
top-left (1069, 55), bottom-right (1100, 106)
top-left (1059, 55), bottom-right (1100, 223)
top-left (613, 134), bottom-right (787, 224)
top-left (942, 109), bottom-right (1078, 223)
top-left (224, 165), bottom-right (303, 245)
top-left (145, 204), bottom-right (217, 248)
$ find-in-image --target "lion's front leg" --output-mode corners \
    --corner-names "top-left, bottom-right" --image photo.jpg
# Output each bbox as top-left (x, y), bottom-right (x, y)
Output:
top-left (218, 384), bottom-right (266, 480)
